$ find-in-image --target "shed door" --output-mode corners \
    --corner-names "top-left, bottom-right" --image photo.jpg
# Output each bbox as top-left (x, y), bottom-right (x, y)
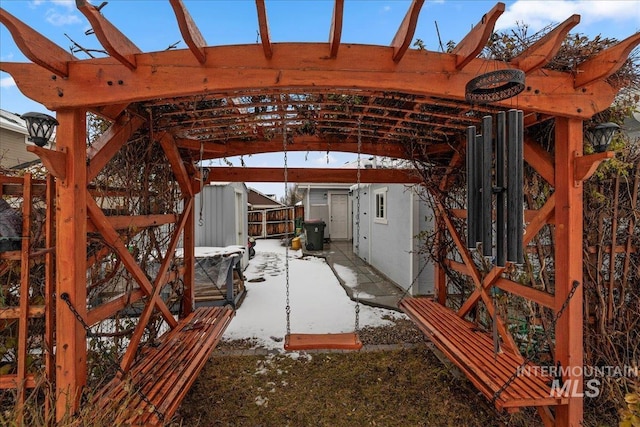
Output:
top-left (330, 193), bottom-right (348, 240)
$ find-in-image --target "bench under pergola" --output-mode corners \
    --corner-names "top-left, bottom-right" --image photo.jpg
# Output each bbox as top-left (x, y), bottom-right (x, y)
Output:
top-left (1, 1), bottom-right (639, 426)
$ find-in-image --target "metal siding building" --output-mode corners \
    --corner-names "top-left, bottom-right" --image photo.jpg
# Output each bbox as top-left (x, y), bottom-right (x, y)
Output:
top-left (353, 183), bottom-right (434, 296)
top-left (194, 182), bottom-right (249, 268)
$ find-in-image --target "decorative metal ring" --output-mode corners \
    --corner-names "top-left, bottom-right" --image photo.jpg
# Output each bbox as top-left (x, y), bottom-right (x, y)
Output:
top-left (465, 69), bottom-right (525, 104)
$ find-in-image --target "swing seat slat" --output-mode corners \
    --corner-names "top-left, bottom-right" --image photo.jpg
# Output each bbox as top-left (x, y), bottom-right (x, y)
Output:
top-left (399, 297), bottom-right (567, 412)
top-left (284, 332), bottom-right (363, 351)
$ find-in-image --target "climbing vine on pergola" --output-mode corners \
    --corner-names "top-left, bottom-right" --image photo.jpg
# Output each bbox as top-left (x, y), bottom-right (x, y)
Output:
top-left (1, 1), bottom-right (639, 426)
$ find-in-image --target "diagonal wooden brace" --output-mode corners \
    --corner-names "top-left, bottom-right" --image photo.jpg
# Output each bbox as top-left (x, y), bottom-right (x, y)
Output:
top-left (435, 200), bottom-right (518, 352)
top-left (119, 199), bottom-right (193, 373)
top-left (85, 195), bottom-right (178, 329)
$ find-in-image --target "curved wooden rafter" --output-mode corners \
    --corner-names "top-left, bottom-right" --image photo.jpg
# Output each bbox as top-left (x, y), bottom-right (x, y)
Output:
top-left (76, 0), bottom-right (141, 70)
top-left (328, 0), bottom-right (344, 58)
top-left (0, 8), bottom-right (76, 77)
top-left (391, 0), bottom-right (425, 63)
top-left (511, 15), bottom-right (580, 73)
top-left (255, 0), bottom-right (273, 59)
top-left (451, 2), bottom-right (505, 70)
top-left (0, 45), bottom-right (618, 118)
top-left (574, 32), bottom-right (640, 88)
top-left (169, 0), bottom-right (207, 64)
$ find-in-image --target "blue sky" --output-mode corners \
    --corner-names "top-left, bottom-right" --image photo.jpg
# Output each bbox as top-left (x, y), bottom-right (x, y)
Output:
top-left (1, 0), bottom-right (639, 197)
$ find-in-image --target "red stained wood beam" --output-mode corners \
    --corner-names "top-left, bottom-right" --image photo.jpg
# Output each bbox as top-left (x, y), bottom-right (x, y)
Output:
top-left (26, 146), bottom-right (67, 180)
top-left (17, 173), bottom-right (32, 413)
top-left (574, 151), bottom-right (615, 184)
top-left (0, 306), bottom-right (46, 320)
top-left (451, 2), bottom-right (505, 70)
top-left (157, 132), bottom-right (194, 197)
top-left (0, 8), bottom-right (76, 77)
top-left (170, 0), bottom-right (207, 64)
top-left (554, 117), bottom-right (585, 426)
top-left (119, 199), bottom-right (192, 373)
top-left (255, 0), bottom-right (272, 59)
top-left (0, 375), bottom-right (37, 390)
top-left (511, 15), bottom-right (580, 73)
top-left (85, 196), bottom-right (177, 329)
top-left (524, 137), bottom-right (555, 186)
top-left (450, 208), bottom-right (552, 225)
top-left (87, 113), bottom-right (146, 183)
top-left (494, 278), bottom-right (555, 309)
top-left (1, 182), bottom-right (46, 197)
top-left (87, 290), bottom-right (145, 326)
top-left (54, 109), bottom-right (87, 421)
top-left (76, 0), bottom-right (141, 70)
top-left (1, 45), bottom-right (618, 118)
top-left (435, 201), bottom-right (517, 352)
top-left (86, 262), bottom-right (184, 325)
top-left (91, 103), bottom-right (130, 122)
top-left (391, 0), bottom-right (424, 63)
top-left (445, 260), bottom-right (554, 309)
top-left (86, 214), bottom-right (178, 233)
top-left (175, 136), bottom-right (452, 159)
top-left (207, 166), bottom-right (422, 184)
top-left (575, 32), bottom-right (640, 88)
top-left (329, 0), bottom-right (344, 58)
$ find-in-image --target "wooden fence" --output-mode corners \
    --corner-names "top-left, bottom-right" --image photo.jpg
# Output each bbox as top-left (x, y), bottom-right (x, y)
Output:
top-left (248, 205), bottom-right (304, 238)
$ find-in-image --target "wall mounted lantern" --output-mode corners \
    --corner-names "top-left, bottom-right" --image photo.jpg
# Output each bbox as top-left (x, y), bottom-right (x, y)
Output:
top-left (585, 122), bottom-right (620, 153)
top-left (21, 112), bottom-right (59, 147)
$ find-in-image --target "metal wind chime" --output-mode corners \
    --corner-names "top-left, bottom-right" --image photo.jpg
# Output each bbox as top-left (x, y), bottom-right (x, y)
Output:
top-left (466, 109), bottom-right (524, 267)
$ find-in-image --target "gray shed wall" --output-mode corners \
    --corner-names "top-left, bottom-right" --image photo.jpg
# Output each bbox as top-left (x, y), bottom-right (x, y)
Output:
top-left (194, 183), bottom-right (248, 267)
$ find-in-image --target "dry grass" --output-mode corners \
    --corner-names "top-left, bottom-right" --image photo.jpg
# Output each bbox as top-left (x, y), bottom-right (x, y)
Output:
top-left (173, 345), bottom-right (540, 427)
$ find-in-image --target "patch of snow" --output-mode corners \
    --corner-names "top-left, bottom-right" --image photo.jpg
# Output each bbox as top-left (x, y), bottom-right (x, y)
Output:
top-left (221, 239), bottom-right (406, 352)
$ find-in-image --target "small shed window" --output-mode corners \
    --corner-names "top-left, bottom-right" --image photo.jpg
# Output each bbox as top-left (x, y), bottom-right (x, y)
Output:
top-left (374, 187), bottom-right (388, 224)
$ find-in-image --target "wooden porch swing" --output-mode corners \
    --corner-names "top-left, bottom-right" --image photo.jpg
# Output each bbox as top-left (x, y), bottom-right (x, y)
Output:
top-left (2, 1), bottom-right (639, 425)
top-left (282, 123), bottom-right (363, 352)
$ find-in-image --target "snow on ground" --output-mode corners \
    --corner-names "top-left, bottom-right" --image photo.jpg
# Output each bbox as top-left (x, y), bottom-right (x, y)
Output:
top-left (221, 239), bottom-right (406, 351)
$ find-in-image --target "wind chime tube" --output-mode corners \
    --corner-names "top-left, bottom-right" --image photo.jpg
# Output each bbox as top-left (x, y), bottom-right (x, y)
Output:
top-left (506, 109), bottom-right (519, 263)
top-left (516, 110), bottom-right (525, 264)
top-left (495, 112), bottom-right (506, 267)
top-left (481, 116), bottom-right (493, 258)
top-left (466, 126), bottom-right (477, 249)
top-left (474, 134), bottom-right (483, 246)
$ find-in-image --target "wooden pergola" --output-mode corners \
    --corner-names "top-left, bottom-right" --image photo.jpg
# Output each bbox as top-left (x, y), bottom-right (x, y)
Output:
top-left (1, 1), bottom-right (639, 425)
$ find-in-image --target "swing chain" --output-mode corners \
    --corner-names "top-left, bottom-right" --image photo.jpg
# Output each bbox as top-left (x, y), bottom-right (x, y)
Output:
top-left (59, 293), bottom-right (165, 423)
top-left (283, 125), bottom-right (291, 337)
top-left (353, 118), bottom-right (364, 331)
top-left (355, 118), bottom-right (362, 255)
top-left (490, 280), bottom-right (581, 406)
top-left (354, 293), bottom-right (360, 332)
top-left (198, 141), bottom-right (205, 227)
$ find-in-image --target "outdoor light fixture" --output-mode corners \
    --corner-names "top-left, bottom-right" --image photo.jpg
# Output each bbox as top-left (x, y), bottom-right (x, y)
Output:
top-left (21, 112), bottom-right (59, 147)
top-left (585, 122), bottom-right (620, 153)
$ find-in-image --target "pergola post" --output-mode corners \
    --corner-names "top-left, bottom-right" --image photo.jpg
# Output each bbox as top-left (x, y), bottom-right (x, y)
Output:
top-left (54, 109), bottom-right (87, 421)
top-left (554, 117), bottom-right (584, 427)
top-left (182, 195), bottom-right (195, 316)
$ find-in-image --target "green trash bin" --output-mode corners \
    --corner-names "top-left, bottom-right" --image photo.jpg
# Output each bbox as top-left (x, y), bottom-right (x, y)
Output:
top-left (303, 219), bottom-right (326, 250)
